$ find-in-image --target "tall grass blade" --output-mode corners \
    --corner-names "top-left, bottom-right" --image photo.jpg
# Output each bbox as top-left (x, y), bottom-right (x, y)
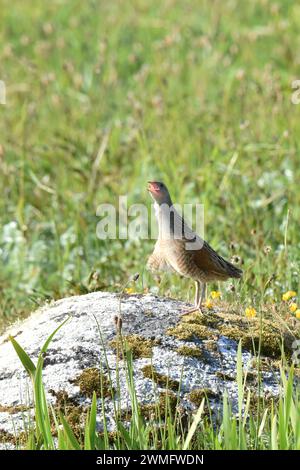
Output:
top-left (59, 412), bottom-right (81, 450)
top-left (183, 399), bottom-right (205, 450)
top-left (9, 336), bottom-right (36, 379)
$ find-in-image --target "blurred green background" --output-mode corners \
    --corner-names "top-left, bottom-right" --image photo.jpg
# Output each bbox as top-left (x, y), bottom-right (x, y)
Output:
top-left (1, 0), bottom-right (300, 331)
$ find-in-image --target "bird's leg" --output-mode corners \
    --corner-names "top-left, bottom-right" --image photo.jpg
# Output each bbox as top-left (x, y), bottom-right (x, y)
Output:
top-left (191, 282), bottom-right (207, 312)
top-left (181, 281), bottom-right (202, 316)
top-left (197, 282), bottom-right (212, 317)
top-left (194, 280), bottom-right (200, 307)
top-left (199, 282), bottom-right (206, 309)
top-left (181, 282), bottom-right (208, 316)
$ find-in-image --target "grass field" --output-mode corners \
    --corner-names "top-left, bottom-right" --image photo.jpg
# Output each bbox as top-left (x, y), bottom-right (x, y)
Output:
top-left (1, 0), bottom-right (300, 330)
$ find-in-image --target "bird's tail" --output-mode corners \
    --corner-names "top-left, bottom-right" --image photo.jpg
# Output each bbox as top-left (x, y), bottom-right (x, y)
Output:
top-left (225, 260), bottom-right (243, 279)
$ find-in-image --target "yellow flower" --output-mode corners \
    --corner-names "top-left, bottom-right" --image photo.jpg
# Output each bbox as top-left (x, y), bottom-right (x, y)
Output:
top-left (211, 290), bottom-right (221, 300)
top-left (205, 299), bottom-right (213, 309)
top-left (245, 307), bottom-right (257, 318)
top-left (295, 310), bottom-right (300, 320)
top-left (289, 303), bottom-right (297, 313)
top-left (124, 287), bottom-right (135, 294)
top-left (282, 290), bottom-right (297, 301)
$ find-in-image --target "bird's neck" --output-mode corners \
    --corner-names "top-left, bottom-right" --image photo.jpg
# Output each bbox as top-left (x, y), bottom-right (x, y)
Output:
top-left (154, 201), bottom-right (201, 249)
top-left (154, 201), bottom-right (183, 239)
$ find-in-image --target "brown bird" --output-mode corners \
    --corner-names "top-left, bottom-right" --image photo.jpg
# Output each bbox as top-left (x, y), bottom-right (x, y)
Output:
top-left (147, 181), bottom-right (242, 313)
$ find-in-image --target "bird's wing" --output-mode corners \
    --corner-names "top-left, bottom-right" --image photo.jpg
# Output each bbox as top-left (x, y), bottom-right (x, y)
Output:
top-left (170, 207), bottom-right (200, 242)
top-left (171, 207), bottom-right (242, 279)
top-left (170, 207), bottom-right (205, 251)
top-left (193, 241), bottom-right (242, 279)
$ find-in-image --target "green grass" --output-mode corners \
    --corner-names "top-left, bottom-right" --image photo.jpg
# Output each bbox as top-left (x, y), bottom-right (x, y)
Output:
top-left (0, 0), bottom-right (300, 451)
top-left (1, 0), bottom-right (300, 329)
top-left (7, 321), bottom-right (300, 450)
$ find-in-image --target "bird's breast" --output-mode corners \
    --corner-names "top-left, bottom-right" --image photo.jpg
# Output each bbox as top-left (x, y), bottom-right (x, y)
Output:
top-left (158, 239), bottom-right (192, 277)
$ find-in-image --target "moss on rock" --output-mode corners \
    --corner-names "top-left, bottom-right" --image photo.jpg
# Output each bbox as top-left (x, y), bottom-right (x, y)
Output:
top-left (216, 371), bottom-right (235, 381)
top-left (120, 391), bottom-right (178, 422)
top-left (182, 312), bottom-right (219, 328)
top-left (0, 429), bottom-right (30, 447)
top-left (109, 334), bottom-right (158, 359)
top-left (141, 391), bottom-right (178, 419)
top-left (167, 322), bottom-right (215, 341)
top-left (249, 393), bottom-right (278, 414)
top-left (294, 368), bottom-right (300, 378)
top-left (204, 340), bottom-right (218, 352)
top-left (0, 404), bottom-right (29, 414)
top-left (0, 429), bottom-right (15, 444)
top-left (167, 308), bottom-right (293, 360)
top-left (98, 431), bottom-right (119, 445)
top-left (188, 388), bottom-right (218, 407)
top-left (141, 365), bottom-right (180, 391)
top-left (176, 345), bottom-right (203, 358)
top-left (49, 389), bottom-right (86, 439)
top-left (250, 357), bottom-right (281, 371)
top-left (70, 368), bottom-right (114, 399)
top-left (219, 317), bottom-right (291, 359)
top-left (245, 371), bottom-right (258, 383)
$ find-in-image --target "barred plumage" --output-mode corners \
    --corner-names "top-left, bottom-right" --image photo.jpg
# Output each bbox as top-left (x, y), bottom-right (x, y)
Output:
top-left (147, 181), bottom-right (243, 313)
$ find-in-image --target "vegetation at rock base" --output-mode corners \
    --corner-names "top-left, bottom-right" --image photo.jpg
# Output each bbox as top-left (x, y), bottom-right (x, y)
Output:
top-left (48, 389), bottom-right (86, 439)
top-left (140, 391), bottom-right (178, 419)
top-left (121, 391), bottom-right (178, 421)
top-left (3, 327), bottom-right (300, 450)
top-left (188, 388), bottom-right (219, 407)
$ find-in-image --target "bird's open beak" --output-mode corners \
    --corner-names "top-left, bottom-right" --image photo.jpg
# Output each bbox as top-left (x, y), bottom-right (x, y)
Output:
top-left (147, 181), bottom-right (160, 193)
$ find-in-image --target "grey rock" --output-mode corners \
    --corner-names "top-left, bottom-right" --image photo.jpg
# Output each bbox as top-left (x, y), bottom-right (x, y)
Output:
top-left (0, 291), bottom-right (281, 444)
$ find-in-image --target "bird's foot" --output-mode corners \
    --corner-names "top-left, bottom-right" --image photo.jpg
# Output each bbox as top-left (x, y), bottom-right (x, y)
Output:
top-left (181, 306), bottom-right (203, 317)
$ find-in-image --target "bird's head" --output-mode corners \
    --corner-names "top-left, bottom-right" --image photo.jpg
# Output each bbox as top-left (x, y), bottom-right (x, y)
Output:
top-left (147, 181), bottom-right (172, 205)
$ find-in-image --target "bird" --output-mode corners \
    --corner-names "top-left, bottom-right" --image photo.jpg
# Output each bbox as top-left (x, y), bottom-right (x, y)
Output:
top-left (147, 181), bottom-right (242, 314)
